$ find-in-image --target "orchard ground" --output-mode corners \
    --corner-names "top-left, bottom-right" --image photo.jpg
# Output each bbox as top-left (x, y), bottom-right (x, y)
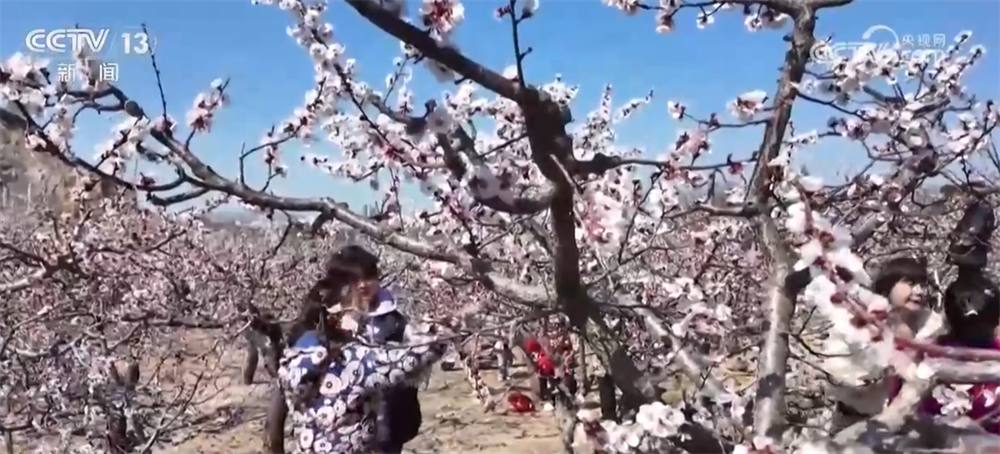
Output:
top-left (165, 333), bottom-right (565, 454)
top-left (143, 331), bottom-right (754, 454)
top-left (7, 328), bottom-right (571, 453)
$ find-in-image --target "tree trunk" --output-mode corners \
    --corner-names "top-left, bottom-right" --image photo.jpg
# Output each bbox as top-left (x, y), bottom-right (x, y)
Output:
top-left (3, 429), bottom-right (14, 454)
top-left (108, 363), bottom-right (123, 385)
top-left (244, 339), bottom-right (260, 385)
top-left (264, 385), bottom-right (288, 454)
top-left (124, 361), bottom-right (140, 391)
top-left (244, 348), bottom-right (260, 385)
top-left (575, 335), bottom-right (587, 399)
top-left (264, 344), bottom-right (281, 378)
top-left (106, 409), bottom-right (130, 453)
top-left (261, 321), bottom-right (287, 453)
top-left (747, 11), bottom-right (818, 441)
top-left (598, 374), bottom-right (618, 422)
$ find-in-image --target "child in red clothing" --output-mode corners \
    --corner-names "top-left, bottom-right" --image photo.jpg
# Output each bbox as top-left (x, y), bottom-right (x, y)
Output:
top-left (528, 340), bottom-right (556, 374)
top-left (525, 337), bottom-right (558, 406)
top-left (525, 338), bottom-right (556, 375)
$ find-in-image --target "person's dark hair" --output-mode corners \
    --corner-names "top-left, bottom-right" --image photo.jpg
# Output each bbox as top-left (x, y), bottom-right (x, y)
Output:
top-left (942, 270), bottom-right (1000, 345)
top-left (872, 257), bottom-right (929, 297)
top-left (334, 245), bottom-right (380, 280)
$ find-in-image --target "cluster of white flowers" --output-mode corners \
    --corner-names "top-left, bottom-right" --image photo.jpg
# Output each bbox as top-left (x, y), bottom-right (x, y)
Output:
top-left (576, 401), bottom-right (687, 453)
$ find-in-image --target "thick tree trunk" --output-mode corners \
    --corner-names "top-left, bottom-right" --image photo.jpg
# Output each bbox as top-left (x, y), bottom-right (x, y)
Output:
top-left (124, 361), bottom-right (140, 391)
top-left (262, 322), bottom-right (287, 454)
top-left (264, 387), bottom-right (288, 454)
top-left (748, 10), bottom-right (817, 441)
top-left (244, 347), bottom-right (260, 385)
top-left (264, 343), bottom-right (281, 378)
top-left (106, 410), bottom-right (130, 454)
top-left (104, 369), bottom-right (131, 454)
top-left (598, 374), bottom-right (618, 422)
top-left (575, 335), bottom-right (587, 399)
top-left (3, 429), bottom-right (14, 454)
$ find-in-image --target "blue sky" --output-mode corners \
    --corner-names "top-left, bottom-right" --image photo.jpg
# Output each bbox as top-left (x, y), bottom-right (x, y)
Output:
top-left (1, 0), bottom-right (998, 211)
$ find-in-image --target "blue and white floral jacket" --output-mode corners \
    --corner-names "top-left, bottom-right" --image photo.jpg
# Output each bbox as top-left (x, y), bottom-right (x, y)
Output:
top-left (278, 330), bottom-right (445, 453)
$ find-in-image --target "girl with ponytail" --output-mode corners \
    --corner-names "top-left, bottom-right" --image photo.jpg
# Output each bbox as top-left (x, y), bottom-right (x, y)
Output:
top-left (279, 248), bottom-right (452, 453)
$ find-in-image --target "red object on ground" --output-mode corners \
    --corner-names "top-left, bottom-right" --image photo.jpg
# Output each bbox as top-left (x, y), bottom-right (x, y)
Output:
top-left (507, 392), bottom-right (536, 413)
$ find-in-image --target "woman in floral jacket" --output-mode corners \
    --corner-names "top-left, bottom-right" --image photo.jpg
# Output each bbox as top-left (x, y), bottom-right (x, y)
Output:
top-left (278, 250), bottom-right (450, 454)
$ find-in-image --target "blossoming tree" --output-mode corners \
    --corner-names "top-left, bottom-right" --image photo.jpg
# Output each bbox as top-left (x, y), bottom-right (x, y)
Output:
top-left (2, 0), bottom-right (1000, 453)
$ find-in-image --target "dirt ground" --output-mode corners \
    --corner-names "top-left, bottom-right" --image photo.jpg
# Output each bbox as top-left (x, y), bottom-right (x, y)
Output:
top-left (9, 331), bottom-right (565, 454)
top-left (157, 340), bottom-right (565, 454)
